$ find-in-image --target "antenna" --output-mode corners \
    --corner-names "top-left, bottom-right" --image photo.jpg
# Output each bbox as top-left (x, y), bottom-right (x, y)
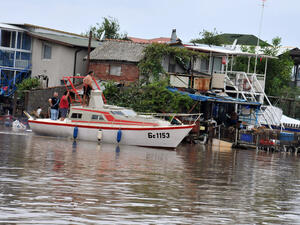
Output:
top-left (100, 31), bottom-right (105, 41)
top-left (254, 0), bottom-right (266, 74)
top-left (231, 39), bottom-right (238, 50)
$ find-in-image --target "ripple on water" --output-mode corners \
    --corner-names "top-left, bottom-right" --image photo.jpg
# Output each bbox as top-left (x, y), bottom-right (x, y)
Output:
top-left (1, 130), bottom-right (300, 224)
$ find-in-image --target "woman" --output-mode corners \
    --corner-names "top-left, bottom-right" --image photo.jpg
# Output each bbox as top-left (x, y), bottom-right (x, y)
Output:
top-left (59, 91), bottom-right (70, 121)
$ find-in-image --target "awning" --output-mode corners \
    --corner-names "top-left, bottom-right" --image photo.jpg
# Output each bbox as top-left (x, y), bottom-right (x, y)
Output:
top-left (167, 87), bottom-right (261, 106)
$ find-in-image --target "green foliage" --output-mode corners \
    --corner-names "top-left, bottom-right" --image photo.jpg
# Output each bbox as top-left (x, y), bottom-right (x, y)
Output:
top-left (190, 28), bottom-right (224, 46)
top-left (103, 80), bottom-right (194, 113)
top-left (16, 78), bottom-right (40, 98)
top-left (83, 16), bottom-right (128, 40)
top-left (264, 52), bottom-right (294, 96)
top-left (138, 43), bottom-right (204, 81)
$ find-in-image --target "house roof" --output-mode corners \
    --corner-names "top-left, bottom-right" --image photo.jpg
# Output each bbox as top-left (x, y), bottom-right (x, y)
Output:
top-left (90, 40), bottom-right (147, 62)
top-left (5, 23), bottom-right (101, 48)
top-left (216, 33), bottom-right (270, 46)
top-left (28, 31), bottom-right (101, 48)
top-left (129, 36), bottom-right (171, 44)
top-left (0, 23), bottom-right (26, 31)
top-left (8, 23), bottom-right (85, 38)
top-left (183, 43), bottom-right (276, 59)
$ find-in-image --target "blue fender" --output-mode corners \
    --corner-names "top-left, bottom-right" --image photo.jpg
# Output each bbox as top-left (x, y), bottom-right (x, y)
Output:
top-left (73, 126), bottom-right (78, 139)
top-left (117, 129), bottom-right (122, 143)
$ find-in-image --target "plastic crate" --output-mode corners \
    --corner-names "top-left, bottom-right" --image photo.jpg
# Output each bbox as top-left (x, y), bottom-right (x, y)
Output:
top-left (279, 132), bottom-right (294, 142)
top-left (240, 133), bottom-right (253, 143)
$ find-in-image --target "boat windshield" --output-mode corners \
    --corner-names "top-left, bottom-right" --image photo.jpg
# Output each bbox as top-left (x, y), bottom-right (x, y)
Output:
top-left (111, 110), bottom-right (125, 116)
top-left (111, 109), bottom-right (137, 117)
top-left (122, 109), bottom-right (137, 117)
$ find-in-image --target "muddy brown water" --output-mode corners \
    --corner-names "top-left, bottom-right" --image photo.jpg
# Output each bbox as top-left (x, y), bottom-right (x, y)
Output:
top-left (1, 127), bottom-right (300, 224)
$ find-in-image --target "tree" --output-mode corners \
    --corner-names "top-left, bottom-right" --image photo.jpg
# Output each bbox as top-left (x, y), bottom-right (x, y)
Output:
top-left (236, 37), bottom-right (294, 97)
top-left (83, 16), bottom-right (128, 40)
top-left (138, 43), bottom-right (204, 82)
top-left (103, 80), bottom-right (194, 113)
top-left (190, 28), bottom-right (224, 46)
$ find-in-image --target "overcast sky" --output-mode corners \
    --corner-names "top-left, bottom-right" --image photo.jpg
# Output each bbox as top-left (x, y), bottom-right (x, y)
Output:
top-left (1, 0), bottom-right (299, 47)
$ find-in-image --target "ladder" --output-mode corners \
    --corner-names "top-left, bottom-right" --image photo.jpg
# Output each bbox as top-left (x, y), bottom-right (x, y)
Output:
top-left (225, 71), bottom-right (284, 129)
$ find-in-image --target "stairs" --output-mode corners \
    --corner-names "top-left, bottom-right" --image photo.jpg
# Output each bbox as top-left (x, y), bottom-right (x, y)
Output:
top-left (0, 66), bottom-right (31, 97)
top-left (224, 71), bottom-right (284, 129)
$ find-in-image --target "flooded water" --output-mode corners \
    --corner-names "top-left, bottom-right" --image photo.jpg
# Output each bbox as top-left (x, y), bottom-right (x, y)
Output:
top-left (1, 127), bottom-right (300, 224)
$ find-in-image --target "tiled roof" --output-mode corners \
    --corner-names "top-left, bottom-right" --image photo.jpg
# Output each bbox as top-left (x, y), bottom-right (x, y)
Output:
top-left (129, 36), bottom-right (171, 44)
top-left (90, 40), bottom-right (147, 62)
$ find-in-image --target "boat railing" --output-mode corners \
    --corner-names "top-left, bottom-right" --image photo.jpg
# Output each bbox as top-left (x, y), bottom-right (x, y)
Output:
top-left (140, 113), bottom-right (202, 125)
top-left (62, 76), bottom-right (107, 105)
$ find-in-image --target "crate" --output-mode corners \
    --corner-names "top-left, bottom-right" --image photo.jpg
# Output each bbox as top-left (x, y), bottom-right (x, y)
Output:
top-left (240, 133), bottom-right (253, 143)
top-left (279, 132), bottom-right (294, 142)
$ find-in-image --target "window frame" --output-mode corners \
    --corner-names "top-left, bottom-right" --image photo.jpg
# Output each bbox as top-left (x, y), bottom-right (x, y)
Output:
top-left (42, 43), bottom-right (52, 60)
top-left (71, 113), bottom-right (82, 119)
top-left (109, 65), bottom-right (122, 76)
top-left (91, 114), bottom-right (105, 121)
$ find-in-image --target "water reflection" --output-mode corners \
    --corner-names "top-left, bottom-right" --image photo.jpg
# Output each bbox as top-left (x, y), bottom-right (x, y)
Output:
top-left (0, 128), bottom-right (300, 224)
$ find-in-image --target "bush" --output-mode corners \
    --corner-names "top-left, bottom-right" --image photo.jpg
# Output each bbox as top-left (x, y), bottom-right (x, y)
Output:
top-left (103, 80), bottom-right (194, 113)
top-left (16, 78), bottom-right (40, 98)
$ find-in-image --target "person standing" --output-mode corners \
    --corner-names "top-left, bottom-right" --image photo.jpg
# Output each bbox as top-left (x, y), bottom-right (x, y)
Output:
top-left (48, 92), bottom-right (59, 120)
top-left (59, 91), bottom-right (70, 121)
top-left (83, 71), bottom-right (94, 106)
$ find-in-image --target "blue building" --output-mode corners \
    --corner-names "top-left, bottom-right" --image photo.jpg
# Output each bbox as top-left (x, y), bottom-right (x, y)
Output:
top-left (0, 23), bottom-right (31, 96)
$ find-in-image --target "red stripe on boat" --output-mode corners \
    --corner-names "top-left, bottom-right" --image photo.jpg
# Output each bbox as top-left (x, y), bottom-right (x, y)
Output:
top-left (28, 120), bottom-right (194, 130)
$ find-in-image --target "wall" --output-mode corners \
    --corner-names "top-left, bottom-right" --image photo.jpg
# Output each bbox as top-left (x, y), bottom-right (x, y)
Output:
top-left (89, 61), bottom-right (139, 82)
top-left (161, 55), bottom-right (185, 73)
top-left (31, 39), bottom-right (87, 87)
top-left (24, 86), bottom-right (67, 117)
top-left (75, 49), bottom-right (88, 76)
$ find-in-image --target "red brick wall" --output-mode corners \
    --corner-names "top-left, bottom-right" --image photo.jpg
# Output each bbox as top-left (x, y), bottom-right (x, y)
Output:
top-left (89, 61), bottom-right (140, 82)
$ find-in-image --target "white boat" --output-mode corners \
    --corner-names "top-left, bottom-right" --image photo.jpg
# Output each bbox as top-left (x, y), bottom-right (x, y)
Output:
top-left (27, 77), bottom-right (200, 148)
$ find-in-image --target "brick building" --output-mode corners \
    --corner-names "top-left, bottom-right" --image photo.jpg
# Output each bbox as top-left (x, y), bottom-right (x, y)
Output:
top-left (89, 40), bottom-right (147, 83)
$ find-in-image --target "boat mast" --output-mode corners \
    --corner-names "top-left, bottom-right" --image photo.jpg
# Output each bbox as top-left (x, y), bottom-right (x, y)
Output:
top-left (254, 0), bottom-right (266, 74)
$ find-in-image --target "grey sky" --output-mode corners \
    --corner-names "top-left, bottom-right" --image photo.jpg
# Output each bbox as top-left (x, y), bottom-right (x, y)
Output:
top-left (1, 0), bottom-right (299, 47)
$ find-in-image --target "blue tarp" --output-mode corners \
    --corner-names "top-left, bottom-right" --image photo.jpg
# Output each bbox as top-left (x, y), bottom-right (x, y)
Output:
top-left (167, 87), bottom-right (261, 106)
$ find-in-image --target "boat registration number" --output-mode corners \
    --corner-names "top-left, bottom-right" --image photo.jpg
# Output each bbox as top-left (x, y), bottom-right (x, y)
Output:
top-left (147, 132), bottom-right (170, 139)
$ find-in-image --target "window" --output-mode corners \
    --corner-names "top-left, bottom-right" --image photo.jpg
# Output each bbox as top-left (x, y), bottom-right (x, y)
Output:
top-left (71, 113), bottom-right (82, 119)
top-left (168, 64), bottom-right (176, 73)
top-left (0, 30), bottom-right (16, 48)
top-left (91, 114), bottom-right (104, 120)
top-left (15, 52), bottom-right (31, 68)
top-left (111, 110), bottom-right (124, 116)
top-left (0, 50), bottom-right (14, 67)
top-left (42, 43), bottom-right (52, 59)
top-left (122, 109), bottom-right (137, 117)
top-left (200, 58), bottom-right (209, 73)
top-left (17, 33), bottom-right (31, 50)
top-left (109, 65), bottom-right (121, 76)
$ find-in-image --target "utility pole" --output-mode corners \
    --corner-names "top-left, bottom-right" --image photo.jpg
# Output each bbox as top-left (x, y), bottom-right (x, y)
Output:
top-left (86, 30), bottom-right (92, 74)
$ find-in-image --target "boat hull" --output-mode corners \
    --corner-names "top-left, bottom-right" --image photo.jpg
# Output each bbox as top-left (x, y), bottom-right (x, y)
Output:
top-left (28, 119), bottom-right (194, 148)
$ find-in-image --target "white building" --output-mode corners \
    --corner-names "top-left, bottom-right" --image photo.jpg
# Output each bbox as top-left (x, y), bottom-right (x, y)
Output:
top-left (0, 23), bottom-right (101, 91)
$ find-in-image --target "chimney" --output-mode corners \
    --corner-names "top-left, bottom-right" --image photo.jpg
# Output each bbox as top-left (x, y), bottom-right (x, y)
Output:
top-left (170, 29), bottom-right (177, 43)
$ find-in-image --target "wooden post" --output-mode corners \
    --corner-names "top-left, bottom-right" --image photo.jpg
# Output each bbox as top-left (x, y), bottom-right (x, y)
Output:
top-left (86, 30), bottom-right (92, 74)
top-left (12, 92), bottom-right (17, 117)
top-left (190, 56), bottom-right (194, 88)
